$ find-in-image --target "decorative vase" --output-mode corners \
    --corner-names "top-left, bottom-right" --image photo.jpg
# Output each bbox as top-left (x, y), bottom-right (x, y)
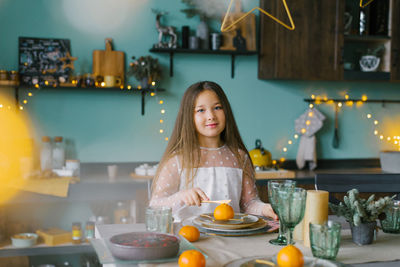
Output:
top-left (141, 77), bottom-right (150, 88)
top-left (196, 19), bottom-right (209, 50)
top-left (350, 221), bottom-right (377, 245)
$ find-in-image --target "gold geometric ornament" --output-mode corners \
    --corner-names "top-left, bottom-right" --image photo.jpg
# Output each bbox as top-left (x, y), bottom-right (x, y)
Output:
top-left (221, 0), bottom-right (295, 32)
top-left (360, 0), bottom-right (375, 8)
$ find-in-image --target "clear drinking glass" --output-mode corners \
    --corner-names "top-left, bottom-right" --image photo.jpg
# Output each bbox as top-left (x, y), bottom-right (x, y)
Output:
top-left (309, 221), bottom-right (342, 260)
top-left (267, 180), bottom-right (296, 245)
top-left (277, 187), bottom-right (307, 245)
top-left (380, 200), bottom-right (400, 234)
top-left (145, 206), bottom-right (173, 233)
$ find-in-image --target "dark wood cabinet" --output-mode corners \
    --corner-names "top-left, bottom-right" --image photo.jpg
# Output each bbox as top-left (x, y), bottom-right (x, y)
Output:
top-left (391, 0), bottom-right (400, 81)
top-left (258, 0), bottom-right (344, 80)
top-left (258, 0), bottom-right (400, 81)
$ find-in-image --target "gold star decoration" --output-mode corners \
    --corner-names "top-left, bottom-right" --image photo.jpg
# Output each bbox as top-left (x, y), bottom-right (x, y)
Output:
top-left (360, 0), bottom-right (375, 8)
top-left (59, 51), bottom-right (77, 70)
top-left (221, 0), bottom-right (295, 32)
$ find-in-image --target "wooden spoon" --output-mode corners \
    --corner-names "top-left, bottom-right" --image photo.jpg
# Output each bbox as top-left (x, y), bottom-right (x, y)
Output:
top-left (255, 259), bottom-right (276, 266)
top-left (201, 199), bottom-right (232, 204)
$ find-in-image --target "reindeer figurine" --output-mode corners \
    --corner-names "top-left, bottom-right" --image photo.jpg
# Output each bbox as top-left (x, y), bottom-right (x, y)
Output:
top-left (153, 10), bottom-right (177, 48)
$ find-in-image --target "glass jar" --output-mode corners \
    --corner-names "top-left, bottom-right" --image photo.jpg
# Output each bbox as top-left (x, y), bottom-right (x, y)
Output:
top-left (72, 222), bottom-right (82, 244)
top-left (9, 71), bottom-right (19, 82)
top-left (0, 70), bottom-right (9, 81)
top-left (40, 136), bottom-right (53, 171)
top-left (52, 136), bottom-right (65, 169)
top-left (114, 201), bottom-right (129, 224)
top-left (85, 221), bottom-right (95, 241)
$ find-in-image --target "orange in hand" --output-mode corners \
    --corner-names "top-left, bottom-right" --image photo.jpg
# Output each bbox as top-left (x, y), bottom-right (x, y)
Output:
top-left (178, 249), bottom-right (206, 267)
top-left (276, 245), bottom-right (304, 267)
top-left (213, 203), bottom-right (234, 221)
top-left (179, 225), bottom-right (200, 242)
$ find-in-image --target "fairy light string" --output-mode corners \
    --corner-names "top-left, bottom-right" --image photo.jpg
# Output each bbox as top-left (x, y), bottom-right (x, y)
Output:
top-left (306, 93), bottom-right (400, 150)
top-left (15, 80), bottom-right (169, 141)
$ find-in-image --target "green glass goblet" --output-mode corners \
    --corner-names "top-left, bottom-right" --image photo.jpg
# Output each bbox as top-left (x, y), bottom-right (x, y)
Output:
top-left (277, 187), bottom-right (307, 245)
top-left (267, 180), bottom-right (296, 246)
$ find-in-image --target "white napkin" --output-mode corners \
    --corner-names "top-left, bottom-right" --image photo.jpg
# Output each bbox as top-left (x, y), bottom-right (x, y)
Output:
top-left (295, 108), bottom-right (325, 170)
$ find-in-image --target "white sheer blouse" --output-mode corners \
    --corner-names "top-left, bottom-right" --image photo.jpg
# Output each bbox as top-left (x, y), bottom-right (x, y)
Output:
top-left (149, 145), bottom-right (267, 222)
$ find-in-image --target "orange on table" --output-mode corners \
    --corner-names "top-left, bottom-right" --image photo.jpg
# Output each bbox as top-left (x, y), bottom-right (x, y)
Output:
top-left (178, 249), bottom-right (206, 267)
top-left (213, 203), bottom-right (234, 220)
top-left (276, 245), bottom-right (304, 267)
top-left (179, 225), bottom-right (200, 242)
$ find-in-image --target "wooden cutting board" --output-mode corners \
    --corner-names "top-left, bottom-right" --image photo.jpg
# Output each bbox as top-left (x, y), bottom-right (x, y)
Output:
top-left (220, 0), bottom-right (256, 51)
top-left (92, 38), bottom-right (125, 84)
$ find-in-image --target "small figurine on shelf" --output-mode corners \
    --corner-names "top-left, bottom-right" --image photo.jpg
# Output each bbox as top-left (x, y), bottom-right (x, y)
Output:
top-left (153, 9), bottom-right (177, 49)
top-left (129, 55), bottom-right (162, 88)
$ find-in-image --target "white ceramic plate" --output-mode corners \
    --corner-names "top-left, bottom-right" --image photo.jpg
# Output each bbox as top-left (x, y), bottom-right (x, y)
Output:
top-left (193, 217), bottom-right (268, 233)
top-left (224, 255), bottom-right (343, 267)
top-left (196, 213), bottom-right (259, 229)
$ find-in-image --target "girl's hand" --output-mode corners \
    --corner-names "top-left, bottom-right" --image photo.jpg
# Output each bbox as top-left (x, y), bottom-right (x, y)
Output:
top-left (262, 204), bottom-right (278, 220)
top-left (179, 188), bottom-right (209, 207)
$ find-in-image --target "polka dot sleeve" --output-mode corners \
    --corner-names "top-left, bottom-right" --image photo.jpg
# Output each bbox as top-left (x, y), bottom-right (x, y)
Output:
top-left (240, 154), bottom-right (268, 216)
top-left (149, 156), bottom-right (184, 212)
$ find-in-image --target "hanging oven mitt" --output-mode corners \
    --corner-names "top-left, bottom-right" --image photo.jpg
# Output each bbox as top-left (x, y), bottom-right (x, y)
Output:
top-left (295, 108), bottom-right (325, 170)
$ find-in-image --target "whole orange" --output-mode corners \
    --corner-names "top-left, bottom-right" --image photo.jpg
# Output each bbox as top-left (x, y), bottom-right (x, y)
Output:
top-left (276, 245), bottom-right (304, 267)
top-left (179, 225), bottom-right (200, 242)
top-left (178, 249), bottom-right (206, 267)
top-left (213, 203), bottom-right (234, 221)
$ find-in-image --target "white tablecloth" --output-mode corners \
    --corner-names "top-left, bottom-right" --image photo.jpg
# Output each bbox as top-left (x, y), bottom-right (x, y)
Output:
top-left (94, 224), bottom-right (400, 267)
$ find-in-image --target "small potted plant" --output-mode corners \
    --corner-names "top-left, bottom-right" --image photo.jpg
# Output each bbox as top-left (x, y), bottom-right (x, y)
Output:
top-left (129, 55), bottom-right (162, 88)
top-left (359, 45), bottom-right (385, 72)
top-left (329, 189), bottom-right (394, 245)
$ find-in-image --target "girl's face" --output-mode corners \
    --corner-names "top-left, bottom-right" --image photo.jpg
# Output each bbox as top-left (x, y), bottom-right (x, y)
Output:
top-left (193, 90), bottom-right (226, 147)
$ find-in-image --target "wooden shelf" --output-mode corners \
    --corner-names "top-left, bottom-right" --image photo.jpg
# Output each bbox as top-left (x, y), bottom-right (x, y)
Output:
top-left (149, 48), bottom-right (258, 78)
top-left (304, 98), bottom-right (400, 105)
top-left (343, 70), bottom-right (391, 81)
top-left (0, 242), bottom-right (93, 257)
top-left (16, 86), bottom-right (165, 115)
top-left (344, 35), bottom-right (391, 42)
top-left (0, 80), bottom-right (19, 86)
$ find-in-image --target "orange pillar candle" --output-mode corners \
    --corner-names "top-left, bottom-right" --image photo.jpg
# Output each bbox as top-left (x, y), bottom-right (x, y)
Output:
top-left (303, 190), bottom-right (329, 247)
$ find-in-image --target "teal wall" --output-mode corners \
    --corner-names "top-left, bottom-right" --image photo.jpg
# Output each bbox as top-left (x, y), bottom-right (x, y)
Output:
top-left (1, 0), bottom-right (400, 163)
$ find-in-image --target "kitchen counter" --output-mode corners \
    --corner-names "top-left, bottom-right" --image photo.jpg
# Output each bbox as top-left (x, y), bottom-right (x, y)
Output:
top-left (7, 162), bottom-right (154, 204)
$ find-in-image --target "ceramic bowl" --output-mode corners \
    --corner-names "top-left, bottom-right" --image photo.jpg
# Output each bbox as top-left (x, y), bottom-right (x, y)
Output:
top-left (107, 232), bottom-right (180, 261)
top-left (11, 233), bottom-right (38, 247)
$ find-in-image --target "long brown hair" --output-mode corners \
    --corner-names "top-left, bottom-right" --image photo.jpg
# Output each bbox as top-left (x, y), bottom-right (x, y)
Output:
top-left (152, 81), bottom-right (253, 193)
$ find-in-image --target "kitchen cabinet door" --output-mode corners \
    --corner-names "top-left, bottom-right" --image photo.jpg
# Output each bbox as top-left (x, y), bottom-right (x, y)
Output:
top-left (258, 0), bottom-right (344, 80)
top-left (391, 0), bottom-right (400, 81)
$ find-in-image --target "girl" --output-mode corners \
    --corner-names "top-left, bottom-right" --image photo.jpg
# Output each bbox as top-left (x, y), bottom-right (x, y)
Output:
top-left (150, 81), bottom-right (277, 222)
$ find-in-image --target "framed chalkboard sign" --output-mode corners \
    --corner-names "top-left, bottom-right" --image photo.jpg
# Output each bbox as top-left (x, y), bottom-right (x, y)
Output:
top-left (18, 37), bottom-right (71, 86)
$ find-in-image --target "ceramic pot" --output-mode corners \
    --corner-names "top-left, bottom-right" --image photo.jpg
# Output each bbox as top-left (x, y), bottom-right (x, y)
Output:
top-left (141, 77), bottom-right (150, 88)
top-left (196, 20), bottom-right (209, 50)
top-left (350, 221), bottom-right (376, 245)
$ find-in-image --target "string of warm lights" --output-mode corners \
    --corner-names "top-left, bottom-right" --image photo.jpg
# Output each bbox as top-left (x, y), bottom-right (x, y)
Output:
top-left (272, 132), bottom-right (300, 166)
top-left (16, 81), bottom-right (170, 141)
top-left (306, 93), bottom-right (400, 151)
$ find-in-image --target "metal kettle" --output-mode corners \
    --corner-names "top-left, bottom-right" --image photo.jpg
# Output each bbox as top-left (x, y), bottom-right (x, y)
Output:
top-left (249, 139), bottom-right (272, 169)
